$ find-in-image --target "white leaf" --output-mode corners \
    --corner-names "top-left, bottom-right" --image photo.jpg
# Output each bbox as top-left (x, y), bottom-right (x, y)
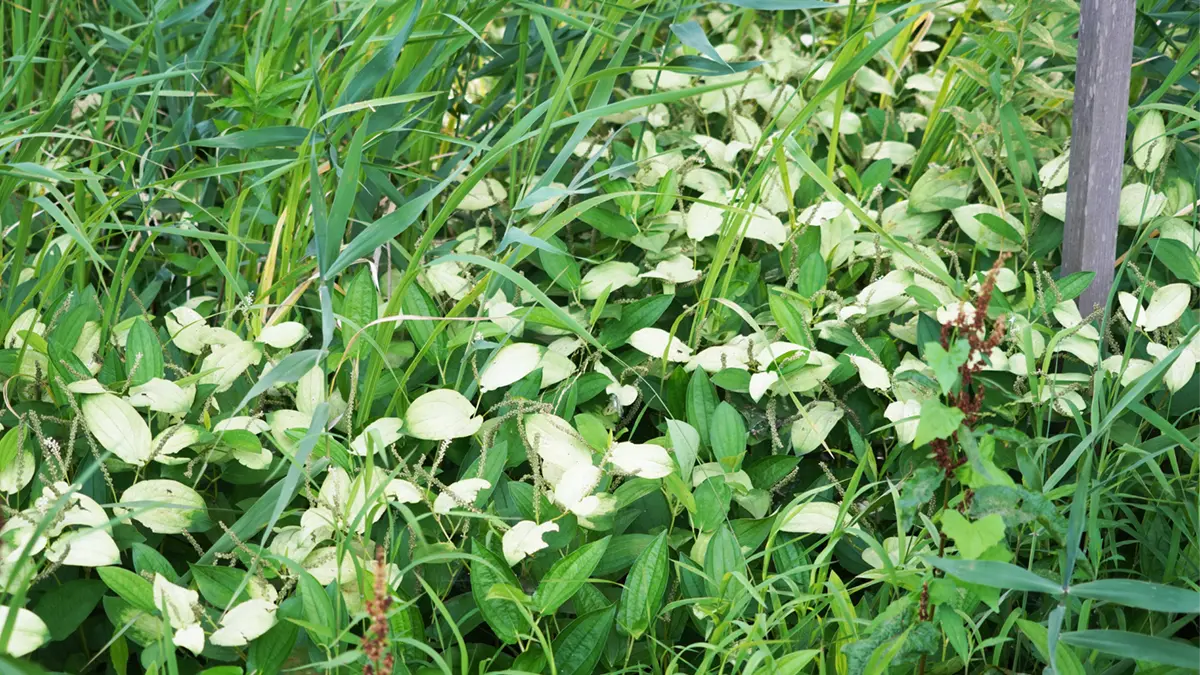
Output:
top-left (742, 206), bottom-right (788, 249)
top-left (1132, 281), bottom-right (1190, 331)
top-left (1146, 342), bottom-right (1198, 393)
top-left (687, 344), bottom-right (751, 373)
top-left (433, 478), bottom-right (491, 515)
top-left (551, 464), bottom-right (605, 517)
top-left (425, 261), bottom-right (472, 299)
top-left (779, 501), bottom-right (844, 534)
top-left (73, 321), bottom-right (102, 374)
top-left (524, 414), bottom-right (594, 486)
top-left (386, 479), bottom-right (423, 504)
top-left (479, 343), bottom-right (543, 392)
top-left (3, 310), bottom-right (45, 349)
top-left (629, 328), bottom-right (692, 362)
top-left (951, 204), bottom-right (1025, 251)
top-left (862, 141), bottom-right (915, 166)
top-left (640, 254), bottom-right (700, 284)
top-left (174, 623), bottom-right (205, 655)
top-left (214, 417), bottom-right (270, 434)
top-left (257, 321), bottom-right (308, 349)
top-left (884, 400), bottom-right (921, 445)
top-left (749, 372), bottom-right (780, 402)
top-left (1054, 334), bottom-right (1099, 366)
top-left (1039, 151), bottom-right (1070, 189)
top-left (538, 349), bottom-right (577, 389)
top-left (46, 529), bottom-right (120, 567)
top-left (457, 177), bottom-right (507, 211)
top-left (67, 379), bottom-right (107, 394)
top-left (502, 520), bottom-right (559, 565)
top-left (815, 110), bottom-right (862, 134)
top-left (119, 480), bottom-right (208, 534)
top-left (164, 307), bottom-right (210, 355)
top-left (630, 67), bottom-right (691, 91)
top-left (0, 451), bottom-right (35, 494)
top-left (349, 418), bottom-right (405, 456)
top-left (731, 113), bottom-right (762, 146)
top-left (405, 389), bottom-right (482, 441)
top-left (1117, 183), bottom-right (1167, 227)
top-left (609, 442), bottom-right (674, 479)
top-left (1102, 355), bottom-right (1155, 387)
top-left (848, 356), bottom-right (890, 391)
top-left (150, 424), bottom-right (205, 463)
top-left (267, 409), bottom-right (312, 455)
top-left (82, 393), bottom-right (152, 466)
top-left (1131, 110), bottom-right (1167, 172)
top-left (595, 362), bottom-right (638, 407)
top-left (790, 402), bottom-right (844, 454)
top-left (199, 340), bottom-right (263, 393)
top-left (854, 67), bottom-right (895, 96)
top-left (685, 191), bottom-right (729, 241)
top-left (579, 261), bottom-right (640, 300)
top-left (681, 168), bottom-right (730, 194)
top-left (127, 378), bottom-right (195, 415)
top-left (153, 574), bottom-right (200, 635)
top-left (209, 599), bottom-right (278, 647)
top-left (0, 605), bottom-right (48, 657)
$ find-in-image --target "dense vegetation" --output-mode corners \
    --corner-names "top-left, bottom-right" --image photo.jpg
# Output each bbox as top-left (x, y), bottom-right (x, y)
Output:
top-left (0, 0), bottom-right (1197, 673)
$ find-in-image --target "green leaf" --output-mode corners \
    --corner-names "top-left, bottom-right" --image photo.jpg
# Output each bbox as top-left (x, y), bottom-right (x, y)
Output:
top-left (976, 213), bottom-right (1024, 244)
top-left (298, 571), bottom-right (335, 642)
top-left (191, 126), bottom-right (312, 149)
top-left (925, 557), bottom-right (1062, 594)
top-left (693, 476), bottom-right (733, 532)
top-left (897, 466), bottom-right (943, 531)
top-left (551, 605), bottom-right (616, 675)
top-left (796, 252), bottom-right (827, 298)
top-left (686, 369), bottom-right (719, 448)
top-left (125, 318), bottom-right (163, 386)
top-left (131, 543), bottom-right (177, 583)
top-left (401, 283), bottom-right (448, 364)
top-left (471, 540), bottom-right (526, 644)
top-left (599, 295), bottom-right (673, 347)
top-left (247, 620), bottom-right (298, 675)
top-left (704, 523), bottom-right (745, 596)
top-left (913, 400), bottom-right (964, 447)
top-left (1068, 579), bottom-right (1200, 614)
top-left (1150, 238), bottom-right (1200, 283)
top-left (534, 537), bottom-right (611, 616)
top-left (616, 530), bottom-right (670, 638)
top-left (1037, 271), bottom-right (1096, 313)
top-left (190, 565), bottom-right (251, 608)
top-left (537, 236), bottom-right (581, 291)
top-left (941, 511), bottom-right (1005, 560)
top-left (1060, 630), bottom-right (1200, 670)
top-left (769, 288), bottom-right (810, 346)
top-left (916, 313), bottom-right (941, 358)
top-left (0, 428), bottom-right (22, 473)
top-left (340, 266), bottom-right (378, 358)
top-left (924, 340), bottom-right (970, 396)
top-left (97, 567), bottom-right (156, 614)
top-left (576, 207), bottom-right (638, 240)
top-left (669, 21), bottom-right (733, 72)
top-left (33, 579), bottom-right (106, 642)
top-left (709, 402), bottom-right (746, 471)
top-left (1016, 620), bottom-right (1086, 675)
top-left (667, 419), bottom-right (700, 482)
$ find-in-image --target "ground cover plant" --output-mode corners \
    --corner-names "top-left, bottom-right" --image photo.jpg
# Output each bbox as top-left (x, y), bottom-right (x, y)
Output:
top-left (0, 0), bottom-right (1198, 673)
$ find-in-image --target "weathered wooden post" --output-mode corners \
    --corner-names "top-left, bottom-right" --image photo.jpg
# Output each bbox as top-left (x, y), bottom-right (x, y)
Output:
top-left (1062, 0), bottom-right (1137, 314)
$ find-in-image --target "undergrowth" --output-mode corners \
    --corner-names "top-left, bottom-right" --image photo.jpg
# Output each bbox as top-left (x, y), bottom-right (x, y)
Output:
top-left (0, 1), bottom-right (1197, 674)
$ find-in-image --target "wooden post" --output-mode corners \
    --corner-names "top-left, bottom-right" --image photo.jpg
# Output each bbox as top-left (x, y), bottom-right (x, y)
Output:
top-left (1061, 0), bottom-right (1137, 314)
